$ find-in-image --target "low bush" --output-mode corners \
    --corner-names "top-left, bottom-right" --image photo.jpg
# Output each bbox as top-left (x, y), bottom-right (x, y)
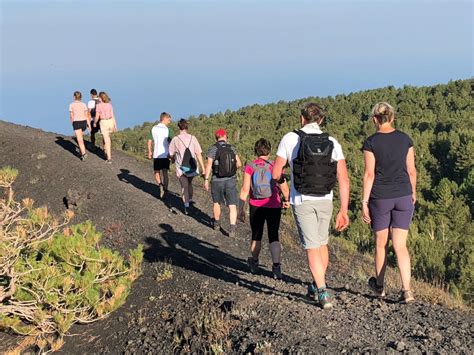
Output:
top-left (0, 166), bottom-right (143, 352)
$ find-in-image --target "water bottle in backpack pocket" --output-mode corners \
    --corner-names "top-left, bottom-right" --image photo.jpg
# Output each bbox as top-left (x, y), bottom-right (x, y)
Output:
top-left (213, 142), bottom-right (237, 178)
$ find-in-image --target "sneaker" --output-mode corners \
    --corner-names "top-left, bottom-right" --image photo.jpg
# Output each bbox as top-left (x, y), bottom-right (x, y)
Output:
top-left (318, 288), bottom-right (333, 310)
top-left (212, 220), bottom-right (221, 231)
top-left (159, 186), bottom-right (166, 199)
top-left (368, 277), bottom-right (386, 298)
top-left (105, 159), bottom-right (112, 164)
top-left (80, 153), bottom-right (87, 161)
top-left (228, 227), bottom-right (236, 238)
top-left (399, 290), bottom-right (415, 304)
top-left (272, 263), bottom-right (282, 280)
top-left (183, 206), bottom-right (189, 215)
top-left (307, 282), bottom-right (318, 300)
top-left (247, 257), bottom-right (258, 274)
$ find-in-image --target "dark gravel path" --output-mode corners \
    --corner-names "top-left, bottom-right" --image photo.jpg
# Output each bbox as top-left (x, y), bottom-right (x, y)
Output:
top-left (0, 120), bottom-right (472, 354)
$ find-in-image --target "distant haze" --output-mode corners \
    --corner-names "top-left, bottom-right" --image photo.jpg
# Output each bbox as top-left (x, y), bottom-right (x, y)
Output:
top-left (1, 0), bottom-right (472, 134)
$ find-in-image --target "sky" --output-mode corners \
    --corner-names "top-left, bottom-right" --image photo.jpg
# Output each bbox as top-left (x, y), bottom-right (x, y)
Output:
top-left (0, 0), bottom-right (472, 134)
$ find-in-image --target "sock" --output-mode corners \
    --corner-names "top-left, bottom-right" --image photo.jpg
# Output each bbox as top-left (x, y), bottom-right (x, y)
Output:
top-left (184, 203), bottom-right (190, 208)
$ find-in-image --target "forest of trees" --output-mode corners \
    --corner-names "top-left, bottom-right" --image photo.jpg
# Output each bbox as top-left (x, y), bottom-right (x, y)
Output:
top-left (112, 79), bottom-right (473, 304)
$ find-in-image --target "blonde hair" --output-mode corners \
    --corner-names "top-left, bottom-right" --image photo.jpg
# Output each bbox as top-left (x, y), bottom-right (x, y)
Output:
top-left (73, 91), bottom-right (82, 100)
top-left (372, 102), bottom-right (395, 124)
top-left (99, 91), bottom-right (111, 103)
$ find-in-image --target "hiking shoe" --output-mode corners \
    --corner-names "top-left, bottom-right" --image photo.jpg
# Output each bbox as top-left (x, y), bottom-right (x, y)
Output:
top-left (247, 257), bottom-right (258, 274)
top-left (318, 289), bottom-right (333, 310)
top-left (159, 186), bottom-right (166, 199)
top-left (399, 290), bottom-right (415, 304)
top-left (212, 220), bottom-right (221, 231)
top-left (228, 227), bottom-right (236, 238)
top-left (307, 282), bottom-right (318, 300)
top-left (272, 263), bottom-right (282, 280)
top-left (368, 277), bottom-right (386, 298)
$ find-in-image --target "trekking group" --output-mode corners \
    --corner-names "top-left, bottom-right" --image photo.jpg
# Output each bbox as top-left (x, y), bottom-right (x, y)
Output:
top-left (69, 91), bottom-right (417, 309)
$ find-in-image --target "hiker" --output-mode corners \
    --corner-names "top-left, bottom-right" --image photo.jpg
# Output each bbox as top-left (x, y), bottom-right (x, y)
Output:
top-left (69, 91), bottom-right (91, 161)
top-left (204, 129), bottom-right (242, 238)
top-left (147, 112), bottom-right (173, 198)
top-left (87, 88), bottom-right (101, 148)
top-left (272, 103), bottom-right (350, 309)
top-left (362, 102), bottom-right (417, 304)
top-left (95, 91), bottom-right (118, 163)
top-left (168, 119), bottom-right (205, 215)
top-left (238, 138), bottom-right (290, 279)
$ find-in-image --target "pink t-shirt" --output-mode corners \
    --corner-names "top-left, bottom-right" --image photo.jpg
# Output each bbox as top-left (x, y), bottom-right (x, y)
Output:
top-left (244, 159), bottom-right (281, 208)
top-left (69, 101), bottom-right (88, 122)
top-left (96, 102), bottom-right (114, 119)
top-left (169, 132), bottom-right (202, 177)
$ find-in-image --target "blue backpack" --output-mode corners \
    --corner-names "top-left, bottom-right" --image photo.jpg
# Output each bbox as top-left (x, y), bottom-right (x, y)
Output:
top-left (250, 160), bottom-right (275, 199)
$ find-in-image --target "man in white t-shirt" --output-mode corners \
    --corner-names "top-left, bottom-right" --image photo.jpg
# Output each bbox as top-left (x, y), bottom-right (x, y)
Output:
top-left (147, 112), bottom-right (173, 198)
top-left (87, 89), bottom-right (101, 148)
top-left (272, 103), bottom-right (350, 310)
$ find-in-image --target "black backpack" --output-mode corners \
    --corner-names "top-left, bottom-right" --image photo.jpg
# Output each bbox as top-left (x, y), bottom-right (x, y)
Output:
top-left (213, 142), bottom-right (237, 178)
top-left (90, 98), bottom-right (100, 119)
top-left (178, 136), bottom-right (197, 175)
top-left (292, 130), bottom-right (337, 195)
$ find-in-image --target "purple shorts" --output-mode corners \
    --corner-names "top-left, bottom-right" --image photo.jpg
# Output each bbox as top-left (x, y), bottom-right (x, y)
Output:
top-left (369, 195), bottom-right (414, 232)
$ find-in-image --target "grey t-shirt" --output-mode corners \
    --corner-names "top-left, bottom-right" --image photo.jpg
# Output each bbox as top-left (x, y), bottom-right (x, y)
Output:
top-left (207, 141), bottom-right (238, 182)
top-left (362, 130), bottom-right (413, 199)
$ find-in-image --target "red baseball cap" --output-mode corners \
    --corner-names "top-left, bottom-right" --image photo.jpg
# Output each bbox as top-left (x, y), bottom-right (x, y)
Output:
top-left (215, 129), bottom-right (227, 139)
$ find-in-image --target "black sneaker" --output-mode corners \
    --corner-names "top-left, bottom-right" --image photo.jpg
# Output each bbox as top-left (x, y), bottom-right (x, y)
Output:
top-left (247, 257), bottom-right (258, 274)
top-left (368, 277), bottom-right (386, 298)
top-left (183, 207), bottom-right (189, 215)
top-left (213, 220), bottom-right (221, 231)
top-left (272, 263), bottom-right (282, 280)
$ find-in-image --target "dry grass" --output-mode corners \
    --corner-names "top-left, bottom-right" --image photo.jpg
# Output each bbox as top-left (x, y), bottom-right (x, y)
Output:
top-left (155, 259), bottom-right (174, 282)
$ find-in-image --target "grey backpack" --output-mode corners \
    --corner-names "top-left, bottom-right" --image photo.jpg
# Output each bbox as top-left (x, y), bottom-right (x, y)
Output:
top-left (250, 160), bottom-right (275, 199)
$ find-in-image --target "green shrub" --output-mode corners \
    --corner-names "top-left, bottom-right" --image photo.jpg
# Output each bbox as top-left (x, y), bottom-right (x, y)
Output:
top-left (0, 167), bottom-right (143, 351)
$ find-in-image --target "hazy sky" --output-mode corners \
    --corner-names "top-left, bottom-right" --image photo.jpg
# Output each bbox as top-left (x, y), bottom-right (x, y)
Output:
top-left (0, 0), bottom-right (472, 134)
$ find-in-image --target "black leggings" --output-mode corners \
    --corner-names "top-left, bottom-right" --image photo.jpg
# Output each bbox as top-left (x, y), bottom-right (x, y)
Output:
top-left (249, 205), bottom-right (281, 243)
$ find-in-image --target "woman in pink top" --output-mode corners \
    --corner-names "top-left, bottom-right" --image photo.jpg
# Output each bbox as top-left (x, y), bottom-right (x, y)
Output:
top-left (239, 138), bottom-right (290, 279)
top-left (69, 91), bottom-right (91, 161)
top-left (169, 119), bottom-right (205, 215)
top-left (95, 91), bottom-right (118, 163)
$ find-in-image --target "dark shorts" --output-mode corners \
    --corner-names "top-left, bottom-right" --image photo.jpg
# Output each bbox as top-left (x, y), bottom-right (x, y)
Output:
top-left (211, 178), bottom-right (238, 206)
top-left (154, 158), bottom-right (170, 171)
top-left (249, 205), bottom-right (281, 243)
top-left (72, 120), bottom-right (87, 131)
top-left (369, 195), bottom-right (414, 232)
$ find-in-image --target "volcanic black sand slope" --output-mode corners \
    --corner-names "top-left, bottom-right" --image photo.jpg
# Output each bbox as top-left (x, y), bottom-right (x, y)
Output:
top-left (0, 120), bottom-right (472, 354)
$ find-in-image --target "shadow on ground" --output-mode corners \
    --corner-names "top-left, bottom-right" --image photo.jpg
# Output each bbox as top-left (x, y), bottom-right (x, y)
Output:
top-left (143, 223), bottom-right (310, 303)
top-left (117, 169), bottom-right (213, 228)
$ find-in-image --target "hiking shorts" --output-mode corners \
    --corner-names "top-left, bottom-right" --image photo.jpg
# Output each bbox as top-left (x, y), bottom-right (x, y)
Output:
top-left (292, 200), bottom-right (333, 249)
top-left (369, 195), bottom-right (414, 232)
top-left (153, 158), bottom-right (170, 171)
top-left (72, 120), bottom-right (87, 131)
top-left (249, 205), bottom-right (281, 243)
top-left (211, 178), bottom-right (238, 206)
top-left (100, 119), bottom-right (114, 135)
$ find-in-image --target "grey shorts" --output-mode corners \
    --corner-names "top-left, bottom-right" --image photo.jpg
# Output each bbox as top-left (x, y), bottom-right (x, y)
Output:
top-left (211, 178), bottom-right (238, 206)
top-left (292, 200), bottom-right (333, 249)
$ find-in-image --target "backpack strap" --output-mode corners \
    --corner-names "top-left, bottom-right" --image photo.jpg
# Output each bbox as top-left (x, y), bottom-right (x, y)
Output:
top-left (177, 135), bottom-right (193, 149)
